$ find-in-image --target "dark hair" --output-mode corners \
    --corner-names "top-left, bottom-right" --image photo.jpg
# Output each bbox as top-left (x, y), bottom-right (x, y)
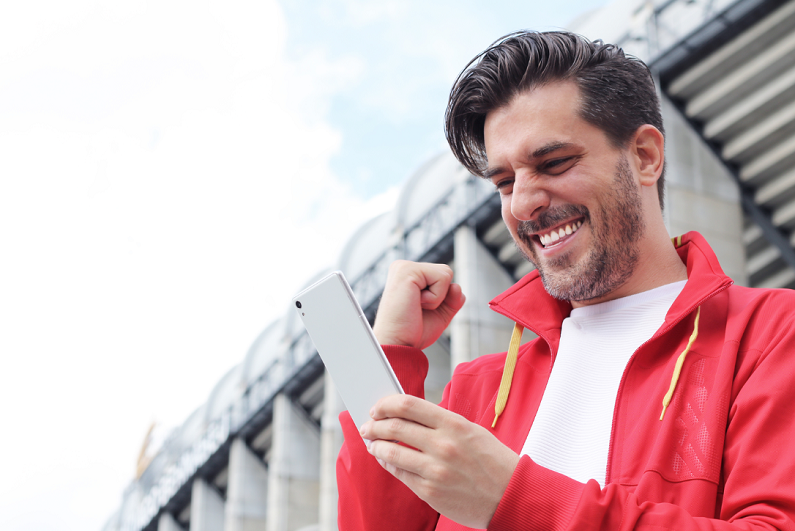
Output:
top-left (445, 31), bottom-right (665, 208)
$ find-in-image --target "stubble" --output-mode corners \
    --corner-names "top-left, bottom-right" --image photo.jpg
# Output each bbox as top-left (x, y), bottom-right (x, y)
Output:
top-left (515, 156), bottom-right (645, 302)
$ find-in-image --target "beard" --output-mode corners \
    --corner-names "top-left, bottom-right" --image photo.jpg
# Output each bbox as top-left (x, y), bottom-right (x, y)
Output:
top-left (515, 156), bottom-right (645, 302)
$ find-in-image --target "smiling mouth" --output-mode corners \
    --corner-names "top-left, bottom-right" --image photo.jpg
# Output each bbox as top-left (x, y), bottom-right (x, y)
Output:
top-left (536, 219), bottom-right (584, 248)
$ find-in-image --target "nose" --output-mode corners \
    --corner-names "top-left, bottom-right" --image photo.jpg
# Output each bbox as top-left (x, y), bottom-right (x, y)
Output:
top-left (510, 172), bottom-right (550, 221)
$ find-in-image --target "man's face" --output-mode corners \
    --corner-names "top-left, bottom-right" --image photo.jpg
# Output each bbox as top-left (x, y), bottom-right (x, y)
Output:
top-left (483, 81), bottom-right (645, 303)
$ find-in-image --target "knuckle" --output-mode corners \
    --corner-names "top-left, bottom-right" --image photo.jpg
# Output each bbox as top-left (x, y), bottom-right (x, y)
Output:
top-left (390, 260), bottom-right (411, 273)
top-left (418, 478), bottom-right (441, 501)
top-left (386, 445), bottom-right (401, 463)
top-left (387, 417), bottom-right (403, 433)
top-left (437, 440), bottom-right (457, 458)
top-left (431, 463), bottom-right (451, 483)
top-left (387, 463), bottom-right (401, 478)
top-left (386, 261), bottom-right (403, 278)
top-left (397, 395), bottom-right (416, 412)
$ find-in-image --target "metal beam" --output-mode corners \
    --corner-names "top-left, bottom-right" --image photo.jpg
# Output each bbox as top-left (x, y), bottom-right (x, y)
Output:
top-left (664, 94), bottom-right (795, 271)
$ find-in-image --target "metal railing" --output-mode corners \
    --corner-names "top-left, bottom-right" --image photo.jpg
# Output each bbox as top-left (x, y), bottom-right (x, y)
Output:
top-left (611, 0), bottom-right (751, 62)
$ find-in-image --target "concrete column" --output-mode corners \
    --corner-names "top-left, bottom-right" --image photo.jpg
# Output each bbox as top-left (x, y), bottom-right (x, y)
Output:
top-left (267, 393), bottom-right (320, 531)
top-left (191, 478), bottom-right (225, 531)
top-left (158, 512), bottom-right (184, 531)
top-left (662, 96), bottom-right (748, 285)
top-left (450, 224), bottom-right (517, 370)
top-left (318, 372), bottom-right (345, 531)
top-left (225, 438), bottom-right (269, 531)
top-left (423, 340), bottom-right (451, 405)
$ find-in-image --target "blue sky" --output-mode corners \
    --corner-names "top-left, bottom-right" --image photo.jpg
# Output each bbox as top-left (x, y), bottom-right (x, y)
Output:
top-left (281, 0), bottom-right (606, 197)
top-left (0, 1), bottom-right (605, 530)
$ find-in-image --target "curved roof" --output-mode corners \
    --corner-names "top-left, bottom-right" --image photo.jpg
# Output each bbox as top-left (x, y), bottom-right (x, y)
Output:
top-left (337, 211), bottom-right (396, 282)
top-left (241, 319), bottom-right (288, 387)
top-left (174, 403), bottom-right (208, 451)
top-left (118, 483), bottom-right (144, 527)
top-left (336, 151), bottom-right (469, 283)
top-left (394, 151), bottom-right (470, 229)
top-left (283, 268), bottom-right (333, 342)
top-left (204, 363), bottom-right (244, 424)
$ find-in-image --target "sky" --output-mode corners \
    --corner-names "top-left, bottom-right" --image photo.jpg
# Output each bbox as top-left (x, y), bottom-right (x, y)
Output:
top-left (0, 1), bottom-right (604, 530)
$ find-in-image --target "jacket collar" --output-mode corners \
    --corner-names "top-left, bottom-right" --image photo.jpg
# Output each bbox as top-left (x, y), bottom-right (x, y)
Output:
top-left (488, 231), bottom-right (734, 351)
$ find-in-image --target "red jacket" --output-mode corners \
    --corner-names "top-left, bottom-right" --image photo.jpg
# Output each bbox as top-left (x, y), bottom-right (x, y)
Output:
top-left (337, 232), bottom-right (795, 530)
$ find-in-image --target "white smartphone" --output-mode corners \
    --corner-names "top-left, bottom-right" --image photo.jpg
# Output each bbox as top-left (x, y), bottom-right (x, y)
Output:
top-left (292, 271), bottom-right (404, 431)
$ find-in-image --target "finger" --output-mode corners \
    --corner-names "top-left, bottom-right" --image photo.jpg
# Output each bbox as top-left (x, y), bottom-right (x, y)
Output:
top-left (370, 394), bottom-right (447, 430)
top-left (362, 416), bottom-right (431, 451)
top-left (378, 455), bottom-right (426, 493)
top-left (417, 264), bottom-right (455, 310)
top-left (368, 438), bottom-right (427, 478)
top-left (373, 261), bottom-right (450, 347)
top-left (437, 283), bottom-right (466, 318)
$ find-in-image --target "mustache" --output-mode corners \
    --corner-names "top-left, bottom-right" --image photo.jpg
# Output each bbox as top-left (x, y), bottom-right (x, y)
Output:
top-left (516, 205), bottom-right (589, 241)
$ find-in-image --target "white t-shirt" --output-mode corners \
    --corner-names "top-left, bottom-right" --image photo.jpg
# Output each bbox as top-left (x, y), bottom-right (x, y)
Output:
top-left (520, 280), bottom-right (687, 487)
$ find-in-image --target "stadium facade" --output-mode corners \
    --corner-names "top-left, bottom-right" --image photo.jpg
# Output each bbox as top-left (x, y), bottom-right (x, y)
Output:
top-left (103, 0), bottom-right (795, 529)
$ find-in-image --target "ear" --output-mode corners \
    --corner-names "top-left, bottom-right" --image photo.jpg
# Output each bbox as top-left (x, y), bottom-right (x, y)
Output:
top-left (630, 124), bottom-right (664, 188)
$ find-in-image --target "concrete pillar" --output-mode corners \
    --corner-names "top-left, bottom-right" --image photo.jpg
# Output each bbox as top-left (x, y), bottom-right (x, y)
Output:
top-left (225, 438), bottom-right (269, 531)
top-left (450, 224), bottom-right (517, 369)
top-left (318, 372), bottom-right (345, 531)
top-left (191, 478), bottom-right (225, 531)
top-left (662, 96), bottom-right (748, 285)
top-left (158, 512), bottom-right (184, 531)
top-left (423, 340), bottom-right (451, 405)
top-left (267, 393), bottom-right (320, 531)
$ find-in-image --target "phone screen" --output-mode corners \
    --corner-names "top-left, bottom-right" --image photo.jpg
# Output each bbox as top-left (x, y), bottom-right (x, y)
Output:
top-left (292, 271), bottom-right (404, 430)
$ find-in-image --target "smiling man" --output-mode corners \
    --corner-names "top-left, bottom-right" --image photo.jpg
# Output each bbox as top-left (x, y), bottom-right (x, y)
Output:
top-left (336, 32), bottom-right (795, 530)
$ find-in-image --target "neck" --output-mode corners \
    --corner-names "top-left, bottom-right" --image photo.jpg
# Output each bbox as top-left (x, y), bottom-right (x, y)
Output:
top-left (571, 222), bottom-right (688, 309)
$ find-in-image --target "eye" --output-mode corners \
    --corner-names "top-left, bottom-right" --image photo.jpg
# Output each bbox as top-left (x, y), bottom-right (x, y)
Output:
top-left (541, 156), bottom-right (578, 175)
top-left (493, 178), bottom-right (514, 195)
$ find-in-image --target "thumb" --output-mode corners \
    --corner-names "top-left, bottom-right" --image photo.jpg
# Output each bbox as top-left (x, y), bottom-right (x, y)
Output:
top-left (438, 283), bottom-right (466, 320)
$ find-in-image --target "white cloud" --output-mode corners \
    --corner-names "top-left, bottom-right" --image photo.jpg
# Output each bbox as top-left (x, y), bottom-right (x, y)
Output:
top-left (0, 2), bottom-right (389, 530)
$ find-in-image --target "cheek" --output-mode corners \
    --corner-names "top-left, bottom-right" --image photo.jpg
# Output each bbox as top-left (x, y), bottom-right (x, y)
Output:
top-left (500, 196), bottom-right (515, 225)
top-left (501, 210), bottom-right (524, 247)
top-left (501, 210), bottom-right (518, 237)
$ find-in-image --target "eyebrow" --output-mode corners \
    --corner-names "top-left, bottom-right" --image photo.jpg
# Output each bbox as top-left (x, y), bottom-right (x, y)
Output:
top-left (482, 166), bottom-right (504, 180)
top-left (482, 141), bottom-right (576, 180)
top-left (532, 141), bottom-right (574, 159)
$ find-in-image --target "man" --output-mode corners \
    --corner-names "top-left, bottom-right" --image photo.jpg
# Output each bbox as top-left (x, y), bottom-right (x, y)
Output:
top-left (337, 31), bottom-right (795, 530)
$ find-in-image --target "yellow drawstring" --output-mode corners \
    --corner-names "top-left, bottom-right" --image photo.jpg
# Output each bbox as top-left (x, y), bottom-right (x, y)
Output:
top-left (492, 322), bottom-right (524, 428)
top-left (492, 232), bottom-right (692, 425)
top-left (660, 306), bottom-right (701, 421)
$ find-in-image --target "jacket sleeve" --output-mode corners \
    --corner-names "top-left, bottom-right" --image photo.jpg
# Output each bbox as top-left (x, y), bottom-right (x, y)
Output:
top-left (336, 345), bottom-right (442, 531)
top-left (489, 318), bottom-right (795, 531)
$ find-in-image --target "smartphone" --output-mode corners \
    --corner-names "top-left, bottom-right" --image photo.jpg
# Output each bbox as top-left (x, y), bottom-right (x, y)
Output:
top-left (292, 271), bottom-right (404, 431)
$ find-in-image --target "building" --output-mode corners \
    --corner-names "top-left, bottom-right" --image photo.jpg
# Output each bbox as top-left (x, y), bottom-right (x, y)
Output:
top-left (103, 0), bottom-right (795, 529)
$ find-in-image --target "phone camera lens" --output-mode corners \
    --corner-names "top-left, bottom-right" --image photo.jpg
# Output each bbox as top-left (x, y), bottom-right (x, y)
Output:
top-left (295, 301), bottom-right (302, 308)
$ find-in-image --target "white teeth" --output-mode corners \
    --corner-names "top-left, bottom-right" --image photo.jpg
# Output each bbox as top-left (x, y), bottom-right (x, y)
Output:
top-left (539, 219), bottom-right (584, 247)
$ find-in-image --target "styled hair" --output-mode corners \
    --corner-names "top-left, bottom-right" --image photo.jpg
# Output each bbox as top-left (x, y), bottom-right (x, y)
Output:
top-left (445, 31), bottom-right (665, 208)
